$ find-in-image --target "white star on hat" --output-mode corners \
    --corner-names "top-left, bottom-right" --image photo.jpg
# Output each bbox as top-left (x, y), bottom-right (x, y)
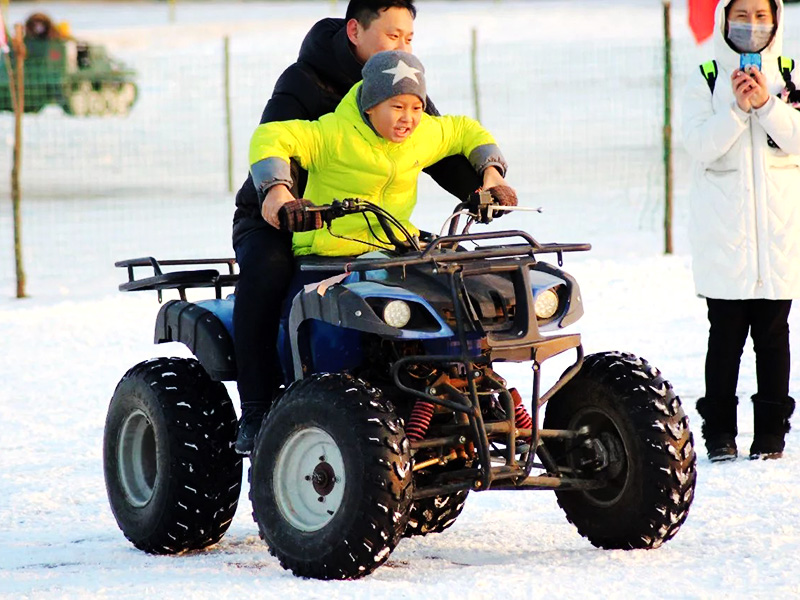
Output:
top-left (382, 59), bottom-right (422, 85)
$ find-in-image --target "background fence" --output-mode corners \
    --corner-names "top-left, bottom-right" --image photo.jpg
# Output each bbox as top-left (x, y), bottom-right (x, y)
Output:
top-left (2, 0), bottom-right (795, 295)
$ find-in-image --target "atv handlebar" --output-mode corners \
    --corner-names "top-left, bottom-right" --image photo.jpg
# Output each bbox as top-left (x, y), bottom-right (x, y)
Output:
top-left (301, 196), bottom-right (591, 260)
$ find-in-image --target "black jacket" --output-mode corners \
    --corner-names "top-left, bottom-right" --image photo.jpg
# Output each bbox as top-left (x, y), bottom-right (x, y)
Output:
top-left (233, 17), bottom-right (482, 244)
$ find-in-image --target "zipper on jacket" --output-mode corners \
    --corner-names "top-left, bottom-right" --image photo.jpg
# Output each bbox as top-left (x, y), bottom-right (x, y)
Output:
top-left (374, 148), bottom-right (397, 248)
top-left (748, 120), bottom-right (763, 288)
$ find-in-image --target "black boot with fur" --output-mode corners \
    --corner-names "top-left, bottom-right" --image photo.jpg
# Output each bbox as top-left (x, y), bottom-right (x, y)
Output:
top-left (696, 396), bottom-right (739, 462)
top-left (750, 395), bottom-right (795, 460)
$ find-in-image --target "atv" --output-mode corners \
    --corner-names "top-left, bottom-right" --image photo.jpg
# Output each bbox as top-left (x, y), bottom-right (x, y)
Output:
top-left (103, 193), bottom-right (696, 579)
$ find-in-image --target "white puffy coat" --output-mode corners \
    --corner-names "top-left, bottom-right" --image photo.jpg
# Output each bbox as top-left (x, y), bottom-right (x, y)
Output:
top-left (681, 0), bottom-right (800, 300)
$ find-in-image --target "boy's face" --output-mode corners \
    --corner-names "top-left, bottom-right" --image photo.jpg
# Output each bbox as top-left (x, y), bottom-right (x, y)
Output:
top-left (365, 94), bottom-right (423, 143)
top-left (348, 7), bottom-right (415, 64)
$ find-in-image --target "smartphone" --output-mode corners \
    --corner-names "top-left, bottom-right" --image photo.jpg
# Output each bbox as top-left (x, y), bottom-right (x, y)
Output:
top-left (740, 52), bottom-right (762, 73)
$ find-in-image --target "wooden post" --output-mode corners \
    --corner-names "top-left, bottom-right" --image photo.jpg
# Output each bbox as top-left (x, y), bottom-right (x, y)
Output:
top-left (470, 28), bottom-right (481, 123)
top-left (224, 36), bottom-right (234, 193)
top-left (168, 0), bottom-right (176, 24)
top-left (663, 0), bottom-right (674, 255)
top-left (8, 24), bottom-right (27, 297)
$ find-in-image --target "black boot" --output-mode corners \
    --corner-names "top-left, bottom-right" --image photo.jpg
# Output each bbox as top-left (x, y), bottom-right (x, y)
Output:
top-left (696, 396), bottom-right (739, 462)
top-left (235, 403), bottom-right (268, 456)
top-left (750, 395), bottom-right (795, 460)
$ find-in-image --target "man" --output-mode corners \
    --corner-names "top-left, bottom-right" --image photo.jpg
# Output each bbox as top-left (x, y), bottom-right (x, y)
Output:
top-left (231, 0), bottom-right (494, 454)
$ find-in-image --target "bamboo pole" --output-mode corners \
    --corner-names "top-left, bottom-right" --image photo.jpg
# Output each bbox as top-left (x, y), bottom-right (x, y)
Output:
top-left (663, 0), bottom-right (674, 255)
top-left (224, 36), bottom-right (233, 193)
top-left (470, 28), bottom-right (481, 123)
top-left (9, 24), bottom-right (27, 297)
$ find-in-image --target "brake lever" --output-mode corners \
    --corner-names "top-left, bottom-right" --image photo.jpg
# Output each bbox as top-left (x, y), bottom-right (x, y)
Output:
top-left (302, 198), bottom-right (365, 226)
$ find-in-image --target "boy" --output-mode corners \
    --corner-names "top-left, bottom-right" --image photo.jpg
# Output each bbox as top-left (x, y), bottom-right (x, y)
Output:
top-left (249, 50), bottom-right (515, 258)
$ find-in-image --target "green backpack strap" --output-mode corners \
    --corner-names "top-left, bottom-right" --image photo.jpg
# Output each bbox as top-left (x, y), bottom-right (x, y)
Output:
top-left (778, 56), bottom-right (795, 90)
top-left (700, 60), bottom-right (718, 94)
top-left (700, 57), bottom-right (795, 94)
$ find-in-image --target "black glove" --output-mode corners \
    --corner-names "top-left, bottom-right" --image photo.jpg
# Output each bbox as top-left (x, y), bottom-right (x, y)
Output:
top-left (485, 185), bottom-right (518, 210)
top-left (278, 199), bottom-right (325, 232)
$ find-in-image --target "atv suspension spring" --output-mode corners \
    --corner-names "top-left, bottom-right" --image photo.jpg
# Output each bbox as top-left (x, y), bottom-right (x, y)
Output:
top-left (510, 388), bottom-right (533, 439)
top-left (406, 400), bottom-right (436, 441)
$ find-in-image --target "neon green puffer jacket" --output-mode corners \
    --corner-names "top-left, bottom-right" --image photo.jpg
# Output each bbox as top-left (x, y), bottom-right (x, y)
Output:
top-left (249, 82), bottom-right (506, 256)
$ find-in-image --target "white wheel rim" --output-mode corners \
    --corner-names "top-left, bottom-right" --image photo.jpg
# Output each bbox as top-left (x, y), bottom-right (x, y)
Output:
top-left (117, 409), bottom-right (157, 508)
top-left (119, 83), bottom-right (136, 105)
top-left (273, 427), bottom-right (346, 532)
top-left (88, 91), bottom-right (105, 115)
top-left (68, 81), bottom-right (92, 116)
top-left (101, 87), bottom-right (121, 114)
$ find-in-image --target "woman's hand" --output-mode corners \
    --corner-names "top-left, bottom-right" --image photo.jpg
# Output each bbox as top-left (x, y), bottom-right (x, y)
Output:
top-left (747, 66), bottom-right (771, 109)
top-left (731, 67), bottom-right (770, 112)
top-left (261, 184), bottom-right (295, 229)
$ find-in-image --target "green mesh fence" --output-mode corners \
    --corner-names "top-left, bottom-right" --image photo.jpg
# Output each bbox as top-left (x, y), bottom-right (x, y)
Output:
top-left (2, 5), bottom-right (797, 290)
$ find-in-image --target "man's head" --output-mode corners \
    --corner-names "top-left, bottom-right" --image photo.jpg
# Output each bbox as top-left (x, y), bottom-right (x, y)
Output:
top-left (361, 50), bottom-right (426, 142)
top-left (345, 1), bottom-right (416, 64)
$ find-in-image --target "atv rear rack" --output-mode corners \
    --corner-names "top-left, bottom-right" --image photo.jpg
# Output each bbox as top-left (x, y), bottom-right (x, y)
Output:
top-left (115, 257), bottom-right (239, 302)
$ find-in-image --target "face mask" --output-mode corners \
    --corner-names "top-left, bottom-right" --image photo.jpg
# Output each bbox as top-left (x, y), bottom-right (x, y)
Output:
top-left (727, 22), bottom-right (775, 53)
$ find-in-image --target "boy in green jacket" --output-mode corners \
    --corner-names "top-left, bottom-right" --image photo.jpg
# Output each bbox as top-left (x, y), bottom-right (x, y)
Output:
top-left (249, 50), bottom-right (515, 257)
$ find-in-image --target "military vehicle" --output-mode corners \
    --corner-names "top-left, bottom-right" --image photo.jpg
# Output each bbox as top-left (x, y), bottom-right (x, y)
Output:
top-left (0, 13), bottom-right (137, 116)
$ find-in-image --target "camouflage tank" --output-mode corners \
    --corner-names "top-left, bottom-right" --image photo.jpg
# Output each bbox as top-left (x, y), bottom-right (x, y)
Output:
top-left (0, 13), bottom-right (138, 116)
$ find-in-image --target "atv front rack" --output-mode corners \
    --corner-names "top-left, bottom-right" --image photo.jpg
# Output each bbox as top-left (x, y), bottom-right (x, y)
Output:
top-left (115, 257), bottom-right (239, 302)
top-left (299, 230), bottom-right (591, 273)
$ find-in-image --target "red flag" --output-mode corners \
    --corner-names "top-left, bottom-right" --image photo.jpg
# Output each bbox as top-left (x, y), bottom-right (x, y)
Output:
top-left (0, 11), bottom-right (9, 54)
top-left (689, 0), bottom-right (720, 44)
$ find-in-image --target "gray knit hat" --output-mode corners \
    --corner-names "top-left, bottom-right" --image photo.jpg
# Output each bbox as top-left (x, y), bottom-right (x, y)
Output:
top-left (360, 50), bottom-right (427, 111)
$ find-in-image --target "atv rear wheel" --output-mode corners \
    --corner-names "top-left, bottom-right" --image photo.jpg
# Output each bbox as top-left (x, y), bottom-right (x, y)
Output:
top-left (103, 357), bottom-right (242, 554)
top-left (250, 373), bottom-right (412, 580)
top-left (543, 351), bottom-right (696, 549)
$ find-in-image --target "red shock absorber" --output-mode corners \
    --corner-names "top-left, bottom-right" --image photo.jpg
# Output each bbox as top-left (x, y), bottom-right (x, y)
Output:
top-left (406, 400), bottom-right (436, 441)
top-left (510, 388), bottom-right (533, 440)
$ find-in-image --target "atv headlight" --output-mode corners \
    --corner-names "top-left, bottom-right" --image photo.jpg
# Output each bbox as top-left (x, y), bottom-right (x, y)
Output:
top-left (534, 288), bottom-right (559, 319)
top-left (382, 300), bottom-right (412, 328)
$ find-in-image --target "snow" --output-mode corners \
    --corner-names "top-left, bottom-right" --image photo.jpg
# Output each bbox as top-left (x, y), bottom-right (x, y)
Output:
top-left (2, 0), bottom-right (800, 597)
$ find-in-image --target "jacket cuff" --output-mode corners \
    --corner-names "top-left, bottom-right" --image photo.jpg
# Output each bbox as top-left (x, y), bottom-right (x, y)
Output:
top-left (251, 157), bottom-right (293, 202)
top-left (753, 95), bottom-right (776, 119)
top-left (468, 144), bottom-right (508, 177)
top-left (731, 102), bottom-right (751, 122)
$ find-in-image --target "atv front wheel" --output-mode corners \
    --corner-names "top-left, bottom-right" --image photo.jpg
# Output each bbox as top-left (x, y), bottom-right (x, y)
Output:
top-left (543, 351), bottom-right (696, 549)
top-left (404, 489), bottom-right (469, 537)
top-left (250, 373), bottom-right (412, 580)
top-left (103, 357), bottom-right (242, 554)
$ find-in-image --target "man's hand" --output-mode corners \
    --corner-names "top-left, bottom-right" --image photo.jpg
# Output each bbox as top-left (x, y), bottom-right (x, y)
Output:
top-left (481, 165), bottom-right (506, 189)
top-left (261, 184), bottom-right (295, 229)
top-left (480, 166), bottom-right (518, 211)
top-left (485, 184), bottom-right (518, 208)
top-left (278, 199), bottom-right (325, 232)
top-left (732, 67), bottom-right (770, 112)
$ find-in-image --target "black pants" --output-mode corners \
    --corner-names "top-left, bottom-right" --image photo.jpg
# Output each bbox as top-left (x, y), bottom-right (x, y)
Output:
top-left (705, 298), bottom-right (792, 401)
top-left (233, 223), bottom-right (294, 411)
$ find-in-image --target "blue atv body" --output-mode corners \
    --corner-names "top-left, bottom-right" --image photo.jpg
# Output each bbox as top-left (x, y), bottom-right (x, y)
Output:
top-left (104, 198), bottom-right (697, 581)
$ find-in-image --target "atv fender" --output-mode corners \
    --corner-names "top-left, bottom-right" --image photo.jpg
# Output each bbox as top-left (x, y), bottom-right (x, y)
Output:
top-left (154, 300), bottom-right (236, 381)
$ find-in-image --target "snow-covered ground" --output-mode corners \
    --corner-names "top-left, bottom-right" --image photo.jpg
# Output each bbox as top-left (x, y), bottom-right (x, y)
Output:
top-left (2, 1), bottom-right (800, 598)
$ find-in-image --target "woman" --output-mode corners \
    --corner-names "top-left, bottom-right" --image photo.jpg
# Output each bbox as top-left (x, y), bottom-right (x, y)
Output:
top-left (681, 0), bottom-right (800, 461)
